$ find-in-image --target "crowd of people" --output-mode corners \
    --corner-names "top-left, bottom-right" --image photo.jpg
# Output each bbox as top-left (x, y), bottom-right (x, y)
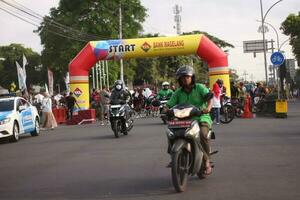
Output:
top-left (10, 72), bottom-right (299, 132)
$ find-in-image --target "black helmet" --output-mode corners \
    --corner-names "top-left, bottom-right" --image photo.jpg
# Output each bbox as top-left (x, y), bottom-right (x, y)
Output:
top-left (176, 65), bottom-right (195, 86)
top-left (176, 65), bottom-right (195, 79)
top-left (114, 80), bottom-right (123, 91)
top-left (216, 79), bottom-right (223, 85)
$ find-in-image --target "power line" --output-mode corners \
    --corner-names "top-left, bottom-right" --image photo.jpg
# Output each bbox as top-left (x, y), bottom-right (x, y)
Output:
top-left (0, 5), bottom-right (87, 42)
top-left (0, 0), bottom-right (101, 41)
top-left (0, 6), bottom-right (39, 27)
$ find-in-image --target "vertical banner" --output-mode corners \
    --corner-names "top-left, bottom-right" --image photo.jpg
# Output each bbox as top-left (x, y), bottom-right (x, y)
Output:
top-left (16, 61), bottom-right (26, 91)
top-left (22, 54), bottom-right (27, 78)
top-left (45, 83), bottom-right (49, 94)
top-left (47, 68), bottom-right (54, 96)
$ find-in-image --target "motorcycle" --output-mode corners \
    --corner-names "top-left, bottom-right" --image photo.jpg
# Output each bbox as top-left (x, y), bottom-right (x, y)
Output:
top-left (152, 96), bottom-right (169, 124)
top-left (109, 100), bottom-right (134, 138)
top-left (211, 95), bottom-right (235, 124)
top-left (160, 99), bottom-right (169, 124)
top-left (230, 97), bottom-right (244, 117)
top-left (166, 104), bottom-right (216, 192)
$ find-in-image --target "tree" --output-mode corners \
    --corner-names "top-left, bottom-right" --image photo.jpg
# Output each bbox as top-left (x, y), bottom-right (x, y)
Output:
top-left (131, 31), bottom-right (234, 87)
top-left (0, 44), bottom-right (45, 89)
top-left (37, 0), bottom-right (147, 83)
top-left (281, 13), bottom-right (300, 65)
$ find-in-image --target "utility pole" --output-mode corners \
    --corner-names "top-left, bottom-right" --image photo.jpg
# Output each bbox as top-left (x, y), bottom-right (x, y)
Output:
top-left (96, 63), bottom-right (99, 89)
top-left (119, 0), bottom-right (124, 84)
top-left (260, 0), bottom-right (268, 86)
top-left (99, 61), bottom-right (102, 90)
top-left (101, 61), bottom-right (105, 87)
top-left (92, 66), bottom-right (95, 89)
top-left (106, 60), bottom-right (109, 89)
top-left (173, 4), bottom-right (182, 35)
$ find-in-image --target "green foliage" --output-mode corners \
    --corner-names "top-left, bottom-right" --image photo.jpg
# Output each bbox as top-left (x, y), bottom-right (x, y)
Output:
top-left (37, 0), bottom-right (147, 84)
top-left (281, 13), bottom-right (300, 64)
top-left (131, 31), bottom-right (234, 87)
top-left (35, 0), bottom-right (234, 89)
top-left (182, 30), bottom-right (234, 48)
top-left (0, 44), bottom-right (45, 89)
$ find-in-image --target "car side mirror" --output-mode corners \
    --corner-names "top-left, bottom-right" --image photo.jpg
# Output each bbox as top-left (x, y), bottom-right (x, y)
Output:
top-left (18, 105), bottom-right (26, 112)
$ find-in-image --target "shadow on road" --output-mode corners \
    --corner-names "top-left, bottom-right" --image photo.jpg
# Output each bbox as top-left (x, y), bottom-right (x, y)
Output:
top-left (61, 176), bottom-right (175, 199)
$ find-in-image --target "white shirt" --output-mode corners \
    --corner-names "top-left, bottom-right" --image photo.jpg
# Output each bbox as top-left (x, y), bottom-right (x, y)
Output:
top-left (34, 94), bottom-right (44, 104)
top-left (41, 97), bottom-right (52, 112)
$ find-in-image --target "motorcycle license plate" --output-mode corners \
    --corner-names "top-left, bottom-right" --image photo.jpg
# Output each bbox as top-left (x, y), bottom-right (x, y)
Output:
top-left (168, 120), bottom-right (192, 128)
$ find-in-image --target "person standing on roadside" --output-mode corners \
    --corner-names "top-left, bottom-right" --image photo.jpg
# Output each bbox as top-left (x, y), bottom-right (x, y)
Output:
top-left (65, 92), bottom-right (79, 120)
top-left (99, 87), bottom-right (111, 125)
top-left (212, 79), bottom-right (223, 125)
top-left (41, 92), bottom-right (57, 130)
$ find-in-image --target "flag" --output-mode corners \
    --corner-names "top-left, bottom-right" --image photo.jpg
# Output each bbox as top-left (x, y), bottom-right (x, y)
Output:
top-left (45, 83), bottom-right (49, 94)
top-left (16, 61), bottom-right (26, 91)
top-left (47, 69), bottom-right (54, 96)
top-left (22, 54), bottom-right (27, 79)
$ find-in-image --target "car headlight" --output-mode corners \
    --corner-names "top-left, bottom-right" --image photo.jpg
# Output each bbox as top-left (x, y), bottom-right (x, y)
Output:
top-left (0, 117), bottom-right (11, 125)
top-left (185, 121), bottom-right (200, 138)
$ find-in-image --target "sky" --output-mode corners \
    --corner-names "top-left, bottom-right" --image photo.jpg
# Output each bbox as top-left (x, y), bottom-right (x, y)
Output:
top-left (0, 0), bottom-right (299, 82)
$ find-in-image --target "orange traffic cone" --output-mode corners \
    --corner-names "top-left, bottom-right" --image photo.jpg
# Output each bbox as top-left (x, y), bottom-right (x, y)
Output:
top-left (242, 95), bottom-right (253, 118)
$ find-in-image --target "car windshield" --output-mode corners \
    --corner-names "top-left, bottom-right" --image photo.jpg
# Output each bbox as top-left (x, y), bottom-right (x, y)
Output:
top-left (0, 100), bottom-right (14, 111)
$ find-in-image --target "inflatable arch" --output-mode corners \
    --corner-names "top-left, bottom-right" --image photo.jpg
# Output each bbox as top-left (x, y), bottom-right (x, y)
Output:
top-left (69, 34), bottom-right (230, 109)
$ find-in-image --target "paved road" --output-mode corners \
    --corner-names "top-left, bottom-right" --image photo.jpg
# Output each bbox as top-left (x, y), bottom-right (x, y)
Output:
top-left (0, 100), bottom-right (300, 200)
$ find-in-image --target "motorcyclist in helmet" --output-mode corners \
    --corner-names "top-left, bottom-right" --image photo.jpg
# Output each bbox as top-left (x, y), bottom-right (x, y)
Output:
top-left (110, 80), bottom-right (131, 104)
top-left (166, 65), bottom-right (214, 175)
top-left (156, 81), bottom-right (174, 100)
top-left (110, 80), bottom-right (133, 120)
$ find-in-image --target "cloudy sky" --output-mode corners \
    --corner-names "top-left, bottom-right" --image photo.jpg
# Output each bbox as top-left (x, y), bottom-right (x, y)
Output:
top-left (0, 0), bottom-right (299, 81)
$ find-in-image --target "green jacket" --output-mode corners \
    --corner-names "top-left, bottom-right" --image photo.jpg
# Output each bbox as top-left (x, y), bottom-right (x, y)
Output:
top-left (167, 83), bottom-right (212, 127)
top-left (157, 89), bottom-right (174, 100)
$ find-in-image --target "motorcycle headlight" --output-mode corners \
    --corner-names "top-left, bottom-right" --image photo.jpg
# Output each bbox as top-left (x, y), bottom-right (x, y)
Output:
top-left (0, 117), bottom-right (11, 125)
top-left (185, 121), bottom-right (200, 138)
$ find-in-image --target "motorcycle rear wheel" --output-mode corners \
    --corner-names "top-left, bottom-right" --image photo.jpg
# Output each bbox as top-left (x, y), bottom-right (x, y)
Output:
top-left (171, 149), bottom-right (189, 192)
top-left (235, 107), bottom-right (244, 118)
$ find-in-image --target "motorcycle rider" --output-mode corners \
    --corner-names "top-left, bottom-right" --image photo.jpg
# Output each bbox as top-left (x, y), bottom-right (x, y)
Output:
top-left (156, 82), bottom-right (174, 100)
top-left (110, 80), bottom-right (133, 128)
top-left (166, 65), bottom-right (214, 175)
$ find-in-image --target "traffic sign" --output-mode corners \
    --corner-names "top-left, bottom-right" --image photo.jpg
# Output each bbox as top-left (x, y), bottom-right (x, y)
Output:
top-left (271, 52), bottom-right (285, 66)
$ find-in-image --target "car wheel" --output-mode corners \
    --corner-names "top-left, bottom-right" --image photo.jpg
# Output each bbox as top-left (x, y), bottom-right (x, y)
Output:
top-left (9, 122), bottom-right (19, 142)
top-left (31, 118), bottom-right (40, 136)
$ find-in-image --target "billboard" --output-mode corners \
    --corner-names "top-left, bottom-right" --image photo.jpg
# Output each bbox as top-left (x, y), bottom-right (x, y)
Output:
top-left (243, 40), bottom-right (268, 53)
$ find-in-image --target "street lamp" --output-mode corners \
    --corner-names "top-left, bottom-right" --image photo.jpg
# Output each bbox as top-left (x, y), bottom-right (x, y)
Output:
top-left (257, 20), bottom-right (280, 51)
top-left (259, 0), bottom-right (283, 85)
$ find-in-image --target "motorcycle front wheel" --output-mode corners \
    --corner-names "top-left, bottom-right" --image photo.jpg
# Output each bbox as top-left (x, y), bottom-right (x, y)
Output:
top-left (112, 120), bottom-right (121, 138)
top-left (220, 105), bottom-right (234, 124)
top-left (171, 149), bottom-right (189, 192)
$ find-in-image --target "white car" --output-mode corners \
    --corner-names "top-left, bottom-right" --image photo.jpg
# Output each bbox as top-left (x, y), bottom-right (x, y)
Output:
top-left (0, 96), bottom-right (40, 142)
